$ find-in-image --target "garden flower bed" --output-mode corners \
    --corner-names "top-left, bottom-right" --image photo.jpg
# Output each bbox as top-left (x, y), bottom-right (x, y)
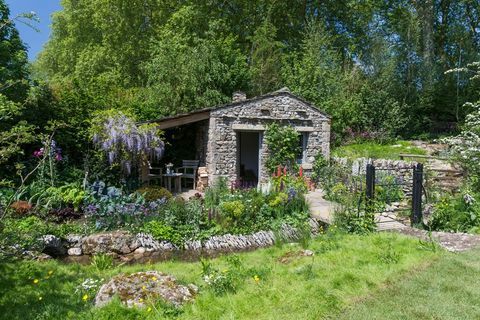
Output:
top-left (1, 173), bottom-right (313, 262)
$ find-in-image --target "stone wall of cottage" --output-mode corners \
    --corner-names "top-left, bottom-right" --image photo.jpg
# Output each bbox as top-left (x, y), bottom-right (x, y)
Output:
top-left (194, 120), bottom-right (209, 167)
top-left (206, 93), bottom-right (330, 184)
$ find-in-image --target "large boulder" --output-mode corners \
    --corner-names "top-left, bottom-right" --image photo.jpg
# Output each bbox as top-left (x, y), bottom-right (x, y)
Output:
top-left (81, 231), bottom-right (139, 255)
top-left (95, 271), bottom-right (198, 308)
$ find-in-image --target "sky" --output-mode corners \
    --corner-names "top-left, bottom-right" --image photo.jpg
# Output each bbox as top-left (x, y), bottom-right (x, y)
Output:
top-left (6, 0), bottom-right (62, 61)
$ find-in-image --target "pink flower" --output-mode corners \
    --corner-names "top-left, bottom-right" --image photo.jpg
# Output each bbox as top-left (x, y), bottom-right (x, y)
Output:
top-left (55, 153), bottom-right (62, 161)
top-left (299, 166), bottom-right (303, 177)
top-left (33, 149), bottom-right (44, 158)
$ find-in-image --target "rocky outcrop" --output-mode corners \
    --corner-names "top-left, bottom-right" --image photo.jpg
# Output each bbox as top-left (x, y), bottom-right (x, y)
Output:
top-left (95, 271), bottom-right (198, 308)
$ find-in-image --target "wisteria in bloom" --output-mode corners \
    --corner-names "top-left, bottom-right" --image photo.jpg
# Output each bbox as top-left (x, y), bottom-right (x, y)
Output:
top-left (92, 112), bottom-right (165, 175)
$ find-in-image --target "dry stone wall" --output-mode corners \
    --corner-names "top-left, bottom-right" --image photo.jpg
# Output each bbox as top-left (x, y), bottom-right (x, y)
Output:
top-left (334, 157), bottom-right (417, 194)
top-left (37, 218), bottom-right (322, 263)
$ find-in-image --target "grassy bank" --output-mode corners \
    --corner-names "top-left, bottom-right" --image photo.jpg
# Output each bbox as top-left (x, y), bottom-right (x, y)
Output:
top-left (332, 140), bottom-right (426, 160)
top-left (337, 247), bottom-right (480, 320)
top-left (0, 232), bottom-right (436, 320)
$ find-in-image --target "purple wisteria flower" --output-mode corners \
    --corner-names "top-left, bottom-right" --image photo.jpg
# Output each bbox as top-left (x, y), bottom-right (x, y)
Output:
top-left (92, 111), bottom-right (165, 175)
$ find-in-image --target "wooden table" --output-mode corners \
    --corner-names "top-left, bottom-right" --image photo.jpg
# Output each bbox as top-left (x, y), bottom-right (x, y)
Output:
top-left (163, 173), bottom-right (183, 193)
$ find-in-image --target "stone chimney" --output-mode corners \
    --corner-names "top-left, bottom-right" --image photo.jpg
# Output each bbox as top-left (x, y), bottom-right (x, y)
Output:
top-left (232, 91), bottom-right (247, 102)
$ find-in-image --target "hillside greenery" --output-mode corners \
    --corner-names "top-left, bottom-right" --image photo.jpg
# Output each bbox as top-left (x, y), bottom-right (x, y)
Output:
top-left (1, 0), bottom-right (480, 182)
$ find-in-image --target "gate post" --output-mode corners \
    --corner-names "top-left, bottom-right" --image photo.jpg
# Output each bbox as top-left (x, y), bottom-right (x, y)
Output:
top-left (411, 163), bottom-right (423, 226)
top-left (365, 164), bottom-right (375, 211)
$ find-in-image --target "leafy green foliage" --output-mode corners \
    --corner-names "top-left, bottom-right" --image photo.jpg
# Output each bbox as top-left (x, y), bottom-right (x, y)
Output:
top-left (0, 94), bottom-right (35, 165)
top-left (0, 1), bottom-right (30, 102)
top-left (334, 206), bottom-right (376, 235)
top-left (264, 123), bottom-right (300, 173)
top-left (249, 18), bottom-right (283, 95)
top-left (142, 7), bottom-right (249, 119)
top-left (141, 220), bottom-right (182, 245)
top-left (429, 193), bottom-right (480, 233)
top-left (27, 183), bottom-right (85, 212)
top-left (0, 216), bottom-right (85, 255)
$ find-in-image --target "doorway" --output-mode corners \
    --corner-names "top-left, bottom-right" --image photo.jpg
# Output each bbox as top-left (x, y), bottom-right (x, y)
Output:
top-left (237, 131), bottom-right (260, 187)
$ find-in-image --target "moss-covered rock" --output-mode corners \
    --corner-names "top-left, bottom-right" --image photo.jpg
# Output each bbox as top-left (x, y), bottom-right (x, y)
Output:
top-left (95, 271), bottom-right (198, 308)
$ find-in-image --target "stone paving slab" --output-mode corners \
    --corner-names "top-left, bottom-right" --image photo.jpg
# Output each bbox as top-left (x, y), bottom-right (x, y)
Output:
top-left (375, 215), bottom-right (408, 231)
top-left (306, 189), bottom-right (338, 224)
top-left (390, 227), bottom-right (480, 252)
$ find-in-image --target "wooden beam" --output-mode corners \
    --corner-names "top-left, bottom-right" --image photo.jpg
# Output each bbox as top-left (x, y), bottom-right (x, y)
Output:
top-left (154, 111), bottom-right (210, 129)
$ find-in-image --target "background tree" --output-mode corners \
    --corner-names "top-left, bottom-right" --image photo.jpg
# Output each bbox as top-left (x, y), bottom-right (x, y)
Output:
top-left (31, 0), bottom-right (480, 145)
top-left (0, 0), bottom-right (36, 177)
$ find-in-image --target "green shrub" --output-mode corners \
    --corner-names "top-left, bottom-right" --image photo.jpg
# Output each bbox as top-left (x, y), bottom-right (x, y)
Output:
top-left (429, 193), bottom-right (480, 233)
top-left (136, 186), bottom-right (172, 201)
top-left (27, 183), bottom-right (85, 212)
top-left (1, 216), bottom-right (49, 250)
top-left (333, 194), bottom-right (376, 235)
top-left (142, 220), bottom-right (183, 245)
top-left (204, 177), bottom-right (230, 217)
top-left (375, 175), bottom-right (404, 204)
top-left (220, 200), bottom-right (245, 218)
top-left (334, 208), bottom-right (376, 234)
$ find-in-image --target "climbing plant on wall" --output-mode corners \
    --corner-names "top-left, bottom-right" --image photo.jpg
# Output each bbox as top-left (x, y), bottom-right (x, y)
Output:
top-left (264, 123), bottom-right (300, 173)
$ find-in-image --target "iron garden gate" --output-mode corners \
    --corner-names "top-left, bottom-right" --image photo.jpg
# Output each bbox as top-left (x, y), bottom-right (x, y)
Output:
top-left (365, 163), bottom-right (424, 226)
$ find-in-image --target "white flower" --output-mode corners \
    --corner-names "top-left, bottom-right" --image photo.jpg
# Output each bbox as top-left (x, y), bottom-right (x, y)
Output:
top-left (464, 193), bottom-right (476, 205)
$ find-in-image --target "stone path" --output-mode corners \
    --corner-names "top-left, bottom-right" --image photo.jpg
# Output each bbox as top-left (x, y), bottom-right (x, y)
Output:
top-left (375, 215), bottom-right (408, 231)
top-left (306, 189), bottom-right (407, 231)
top-left (306, 189), bottom-right (337, 224)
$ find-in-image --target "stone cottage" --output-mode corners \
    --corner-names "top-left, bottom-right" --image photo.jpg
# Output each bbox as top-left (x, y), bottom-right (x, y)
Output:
top-left (144, 88), bottom-right (331, 189)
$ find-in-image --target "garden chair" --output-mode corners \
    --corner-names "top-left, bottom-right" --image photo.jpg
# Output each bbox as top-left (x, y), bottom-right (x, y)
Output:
top-left (147, 163), bottom-right (163, 186)
top-left (176, 160), bottom-right (200, 190)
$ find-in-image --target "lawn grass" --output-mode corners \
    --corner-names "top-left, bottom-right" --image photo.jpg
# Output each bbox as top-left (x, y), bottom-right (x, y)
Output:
top-left (332, 140), bottom-right (427, 160)
top-left (0, 232), bottom-right (436, 320)
top-left (336, 247), bottom-right (480, 320)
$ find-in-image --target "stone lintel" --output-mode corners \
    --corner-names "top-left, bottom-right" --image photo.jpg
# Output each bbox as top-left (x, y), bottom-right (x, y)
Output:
top-left (296, 126), bottom-right (315, 132)
top-left (232, 124), bottom-right (266, 131)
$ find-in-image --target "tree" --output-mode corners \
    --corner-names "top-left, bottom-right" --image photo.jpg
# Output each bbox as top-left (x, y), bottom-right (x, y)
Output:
top-left (0, 94), bottom-right (35, 166)
top-left (0, 0), bottom-right (35, 171)
top-left (248, 18), bottom-right (284, 95)
top-left (0, 0), bottom-right (30, 102)
top-left (142, 6), bottom-right (249, 118)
